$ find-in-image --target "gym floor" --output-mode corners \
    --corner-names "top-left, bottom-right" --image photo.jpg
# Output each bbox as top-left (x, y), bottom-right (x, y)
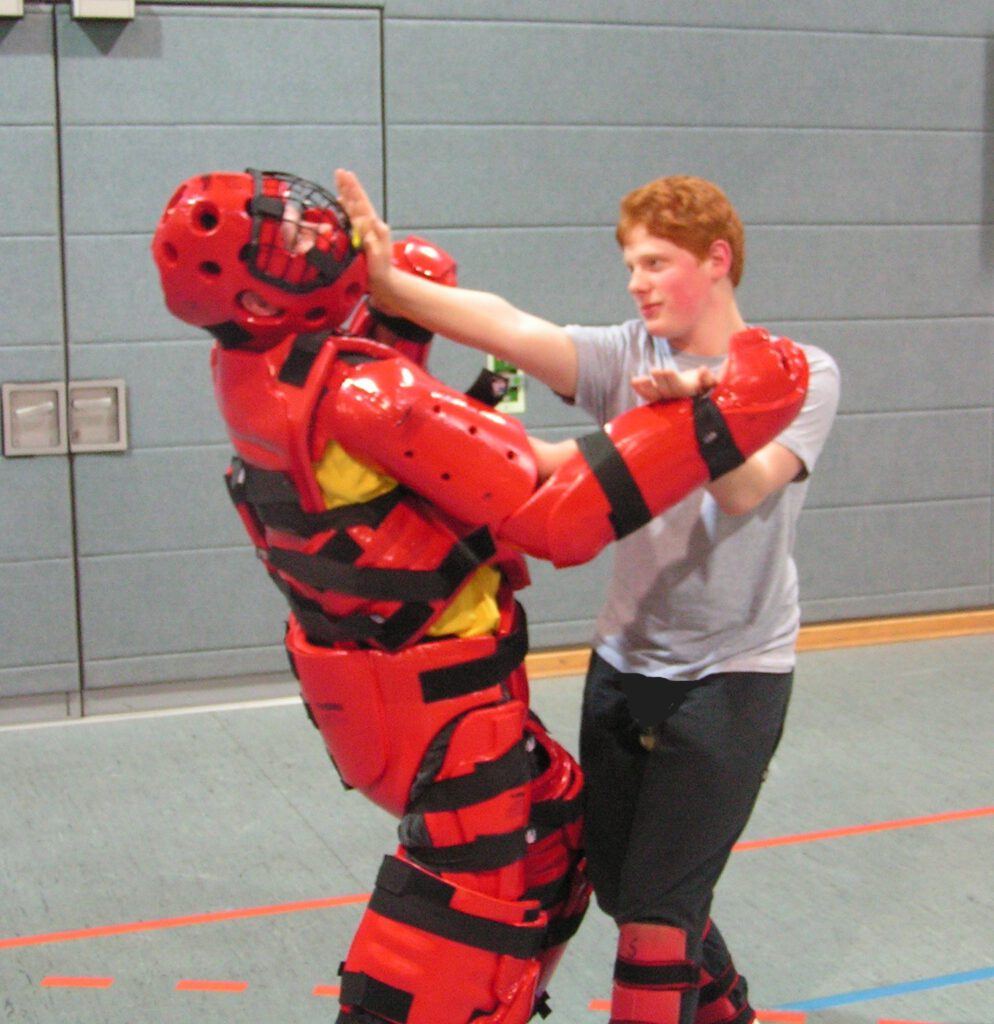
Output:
top-left (1, 632), bottom-right (991, 1024)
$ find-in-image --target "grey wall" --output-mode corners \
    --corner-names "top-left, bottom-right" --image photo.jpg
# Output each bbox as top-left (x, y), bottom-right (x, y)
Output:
top-left (1, 0), bottom-right (992, 706)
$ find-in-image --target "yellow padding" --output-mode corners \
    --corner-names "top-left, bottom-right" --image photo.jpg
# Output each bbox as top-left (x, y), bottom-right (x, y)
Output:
top-left (313, 441), bottom-right (501, 639)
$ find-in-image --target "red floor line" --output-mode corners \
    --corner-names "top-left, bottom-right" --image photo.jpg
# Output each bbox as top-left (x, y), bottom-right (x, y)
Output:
top-left (733, 805), bottom-right (994, 852)
top-left (40, 975), bottom-right (114, 989)
top-left (176, 978), bottom-right (248, 993)
top-left (3, 806), bottom-right (991, 954)
top-left (314, 984), bottom-right (342, 997)
top-left (0, 892), bottom-right (369, 951)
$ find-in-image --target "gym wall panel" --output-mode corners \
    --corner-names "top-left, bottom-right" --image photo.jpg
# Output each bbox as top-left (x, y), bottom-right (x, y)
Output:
top-left (775, 320), bottom-right (994, 416)
top-left (0, 5), bottom-right (80, 701)
top-left (0, 561), bottom-right (80, 697)
top-left (51, 4), bottom-right (385, 691)
top-left (77, 549), bottom-right (290, 688)
top-left (384, 21), bottom-right (987, 129)
top-left (799, 500), bottom-right (993, 618)
top-left (806, 410), bottom-right (993, 509)
top-left (380, 1), bottom-right (994, 35)
top-left (387, 126), bottom-right (990, 229)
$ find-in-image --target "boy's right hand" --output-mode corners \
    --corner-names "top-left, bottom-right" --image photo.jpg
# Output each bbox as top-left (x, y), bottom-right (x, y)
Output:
top-left (335, 169), bottom-right (396, 306)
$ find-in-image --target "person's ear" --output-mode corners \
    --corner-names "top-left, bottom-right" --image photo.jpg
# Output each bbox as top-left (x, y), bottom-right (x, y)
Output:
top-left (707, 239), bottom-right (733, 280)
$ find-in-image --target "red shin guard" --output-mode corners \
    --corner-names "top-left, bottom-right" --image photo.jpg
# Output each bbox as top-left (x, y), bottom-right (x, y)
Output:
top-left (611, 923), bottom-right (700, 1024)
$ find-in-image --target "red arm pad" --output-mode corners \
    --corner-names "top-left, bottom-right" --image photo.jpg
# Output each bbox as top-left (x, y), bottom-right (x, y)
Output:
top-left (331, 355), bottom-right (539, 527)
top-left (498, 329), bottom-right (808, 566)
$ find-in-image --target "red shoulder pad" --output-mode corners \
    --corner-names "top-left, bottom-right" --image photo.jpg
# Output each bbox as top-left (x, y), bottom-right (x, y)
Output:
top-left (393, 235), bottom-right (457, 286)
top-left (330, 353), bottom-right (537, 527)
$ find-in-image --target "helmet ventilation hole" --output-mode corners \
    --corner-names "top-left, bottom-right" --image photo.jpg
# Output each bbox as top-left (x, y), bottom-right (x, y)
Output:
top-left (198, 260), bottom-right (222, 278)
top-left (192, 201), bottom-right (220, 233)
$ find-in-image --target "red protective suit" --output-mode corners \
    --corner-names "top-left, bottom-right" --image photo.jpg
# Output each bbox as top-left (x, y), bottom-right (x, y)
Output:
top-left (215, 325), bottom-right (806, 1024)
top-left (152, 169), bottom-right (808, 1024)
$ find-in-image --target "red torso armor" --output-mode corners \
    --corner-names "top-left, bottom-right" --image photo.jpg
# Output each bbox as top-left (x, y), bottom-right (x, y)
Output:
top-left (213, 331), bottom-right (534, 653)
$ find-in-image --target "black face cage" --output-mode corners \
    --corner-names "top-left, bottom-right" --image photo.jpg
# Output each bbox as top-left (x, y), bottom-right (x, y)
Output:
top-left (242, 168), bottom-right (356, 294)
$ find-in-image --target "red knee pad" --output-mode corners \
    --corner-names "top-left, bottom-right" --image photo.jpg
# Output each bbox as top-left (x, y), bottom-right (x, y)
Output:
top-left (611, 923), bottom-right (700, 1024)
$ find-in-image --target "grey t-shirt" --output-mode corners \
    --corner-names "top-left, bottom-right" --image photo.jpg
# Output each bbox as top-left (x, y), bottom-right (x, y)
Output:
top-left (568, 319), bottom-right (840, 680)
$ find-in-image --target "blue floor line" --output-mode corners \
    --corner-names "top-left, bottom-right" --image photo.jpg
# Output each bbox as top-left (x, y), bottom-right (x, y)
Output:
top-left (777, 965), bottom-right (994, 1012)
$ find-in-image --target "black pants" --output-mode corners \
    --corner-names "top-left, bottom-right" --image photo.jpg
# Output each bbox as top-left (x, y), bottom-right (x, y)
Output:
top-left (579, 652), bottom-right (792, 950)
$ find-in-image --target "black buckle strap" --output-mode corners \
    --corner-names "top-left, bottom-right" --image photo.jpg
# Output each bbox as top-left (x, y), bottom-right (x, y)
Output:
top-left (369, 855), bottom-right (545, 959)
top-left (267, 525), bottom-right (496, 603)
top-left (339, 970), bottom-right (414, 1024)
top-left (408, 739), bottom-right (529, 814)
top-left (464, 368), bottom-right (510, 408)
top-left (206, 320), bottom-right (254, 350)
top-left (575, 429), bottom-right (652, 540)
top-left (693, 392), bottom-right (745, 480)
top-left (275, 574), bottom-right (434, 652)
top-left (403, 826), bottom-right (529, 874)
top-left (418, 604), bottom-right (528, 703)
top-left (614, 957), bottom-right (700, 990)
top-left (368, 306), bottom-right (434, 347)
top-left (229, 458), bottom-right (403, 538)
top-left (278, 330), bottom-right (329, 387)
top-left (528, 790), bottom-right (583, 836)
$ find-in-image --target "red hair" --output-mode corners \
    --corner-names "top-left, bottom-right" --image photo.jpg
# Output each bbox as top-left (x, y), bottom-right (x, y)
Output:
top-left (616, 176), bottom-right (745, 287)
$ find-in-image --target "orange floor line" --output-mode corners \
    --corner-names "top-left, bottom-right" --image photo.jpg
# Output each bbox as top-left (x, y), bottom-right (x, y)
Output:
top-left (733, 805), bottom-right (994, 852)
top-left (0, 892), bottom-right (369, 951)
top-left (314, 984), bottom-right (342, 997)
top-left (175, 978), bottom-right (248, 993)
top-left (40, 975), bottom-right (114, 989)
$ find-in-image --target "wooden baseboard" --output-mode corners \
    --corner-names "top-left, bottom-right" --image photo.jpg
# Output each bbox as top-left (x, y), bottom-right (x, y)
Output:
top-left (525, 608), bottom-right (994, 679)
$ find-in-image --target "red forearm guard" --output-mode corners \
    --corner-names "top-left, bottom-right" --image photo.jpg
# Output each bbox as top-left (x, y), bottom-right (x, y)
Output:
top-left (498, 329), bottom-right (808, 566)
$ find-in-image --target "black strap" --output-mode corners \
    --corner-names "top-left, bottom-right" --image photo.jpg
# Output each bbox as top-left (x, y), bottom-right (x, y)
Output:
top-left (229, 458), bottom-right (404, 538)
top-left (614, 957), bottom-right (700, 989)
top-left (278, 331), bottom-right (329, 387)
top-left (368, 306), bottom-right (434, 346)
top-left (266, 526), bottom-right (495, 602)
top-left (206, 320), bottom-right (254, 350)
top-left (339, 971), bottom-right (414, 1024)
top-left (408, 739), bottom-right (529, 813)
top-left (528, 790), bottom-right (583, 835)
top-left (419, 605), bottom-right (528, 703)
top-left (545, 906), bottom-right (586, 948)
top-left (575, 429), bottom-right (652, 539)
top-left (275, 575), bottom-right (434, 652)
top-left (404, 826), bottom-right (528, 874)
top-left (693, 392), bottom-right (745, 480)
top-left (370, 855), bottom-right (545, 959)
top-left (464, 368), bottom-right (510, 407)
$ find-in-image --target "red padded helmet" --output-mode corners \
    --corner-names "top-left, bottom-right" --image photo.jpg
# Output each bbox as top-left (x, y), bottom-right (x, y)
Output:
top-left (152, 170), bottom-right (367, 347)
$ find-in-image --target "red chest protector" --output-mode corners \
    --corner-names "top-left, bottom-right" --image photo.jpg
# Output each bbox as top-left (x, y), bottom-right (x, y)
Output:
top-left (212, 332), bottom-right (520, 652)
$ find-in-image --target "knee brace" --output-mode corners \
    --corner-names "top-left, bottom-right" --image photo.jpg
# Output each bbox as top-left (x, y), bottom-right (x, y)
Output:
top-left (611, 923), bottom-right (700, 1024)
top-left (338, 854), bottom-right (547, 1024)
